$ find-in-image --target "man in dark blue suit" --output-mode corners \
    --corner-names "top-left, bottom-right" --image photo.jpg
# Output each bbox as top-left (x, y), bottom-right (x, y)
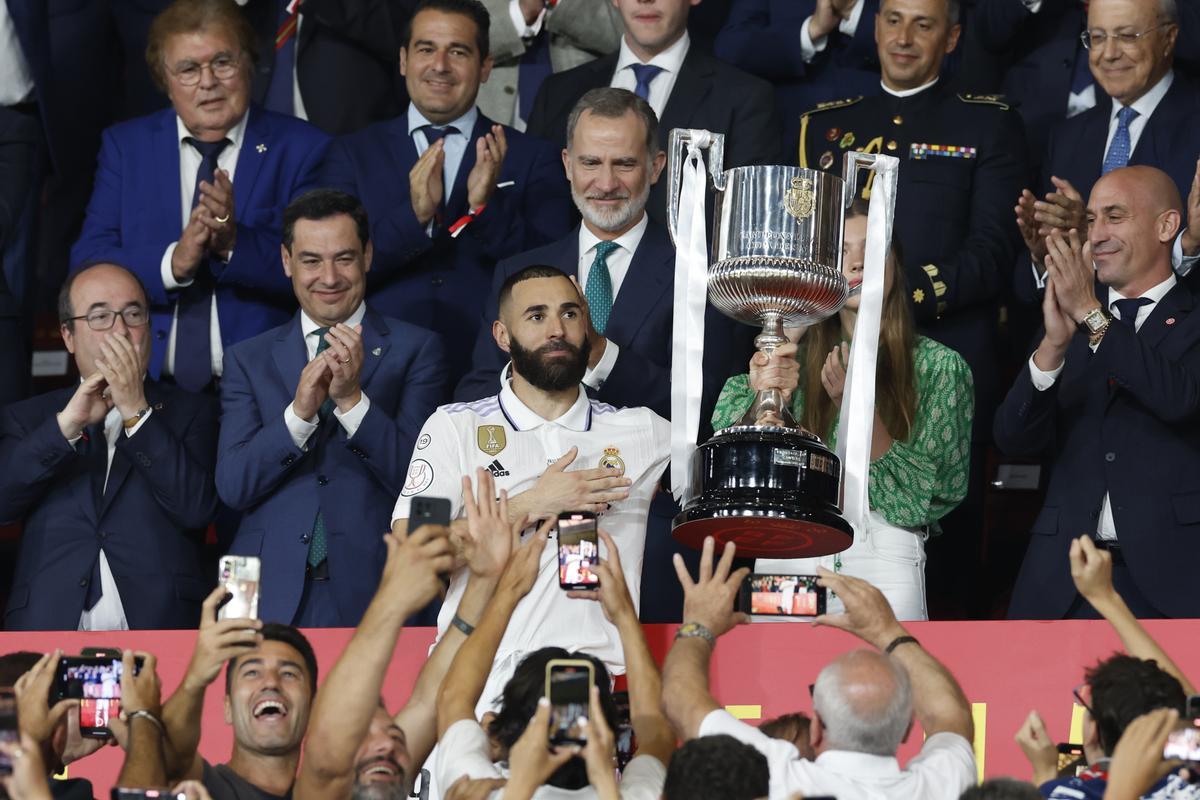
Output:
top-left (71, 0), bottom-right (329, 394)
top-left (0, 263), bottom-right (217, 630)
top-left (996, 166), bottom-right (1200, 619)
top-left (217, 190), bottom-right (447, 627)
top-left (456, 88), bottom-right (747, 621)
top-left (319, 0), bottom-right (573, 387)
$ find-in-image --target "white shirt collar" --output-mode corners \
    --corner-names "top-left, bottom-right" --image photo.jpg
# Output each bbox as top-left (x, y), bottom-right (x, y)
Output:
top-left (881, 76), bottom-right (940, 99)
top-left (579, 213), bottom-right (648, 258)
top-left (1110, 70), bottom-right (1174, 124)
top-left (406, 103), bottom-right (479, 139)
top-left (176, 109), bottom-right (248, 150)
top-left (498, 379), bottom-right (592, 432)
top-left (814, 749), bottom-right (903, 776)
top-left (616, 30), bottom-right (690, 75)
top-left (300, 302), bottom-right (367, 338)
top-left (1107, 273), bottom-right (1176, 309)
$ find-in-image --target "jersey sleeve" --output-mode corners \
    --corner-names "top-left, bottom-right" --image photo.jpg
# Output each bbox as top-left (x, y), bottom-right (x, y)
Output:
top-left (390, 409), bottom-right (467, 523)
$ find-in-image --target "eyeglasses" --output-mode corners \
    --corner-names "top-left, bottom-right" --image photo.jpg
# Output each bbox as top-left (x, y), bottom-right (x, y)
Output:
top-left (1073, 683), bottom-right (1093, 714)
top-left (1080, 23), bottom-right (1173, 50)
top-left (169, 54), bottom-right (242, 86)
top-left (66, 306), bottom-right (150, 331)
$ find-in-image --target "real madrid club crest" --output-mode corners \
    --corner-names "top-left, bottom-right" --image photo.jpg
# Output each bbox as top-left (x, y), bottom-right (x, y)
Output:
top-left (783, 177), bottom-right (815, 221)
top-left (599, 446), bottom-right (625, 476)
top-left (477, 425), bottom-right (506, 456)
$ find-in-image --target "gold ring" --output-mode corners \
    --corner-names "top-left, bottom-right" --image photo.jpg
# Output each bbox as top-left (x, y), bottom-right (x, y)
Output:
top-left (340, 357), bottom-right (351, 364)
top-left (214, 213), bottom-right (230, 224)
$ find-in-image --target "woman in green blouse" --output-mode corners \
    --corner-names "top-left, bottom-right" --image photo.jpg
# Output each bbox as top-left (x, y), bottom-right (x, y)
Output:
top-left (710, 210), bottom-right (974, 620)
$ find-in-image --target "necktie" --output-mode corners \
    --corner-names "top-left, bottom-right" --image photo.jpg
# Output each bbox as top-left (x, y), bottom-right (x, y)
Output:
top-left (307, 328), bottom-right (333, 569)
top-left (518, 29), bottom-right (552, 122)
top-left (630, 63), bottom-right (663, 101)
top-left (314, 328), bottom-right (335, 419)
top-left (421, 124), bottom-right (458, 146)
top-left (175, 137), bottom-right (230, 393)
top-left (265, 0), bottom-right (302, 115)
top-left (1102, 106), bottom-right (1139, 175)
top-left (1111, 297), bottom-right (1151, 330)
top-left (585, 241), bottom-right (619, 334)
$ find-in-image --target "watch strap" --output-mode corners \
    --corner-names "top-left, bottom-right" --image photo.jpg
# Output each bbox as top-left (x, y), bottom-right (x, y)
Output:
top-left (675, 622), bottom-right (716, 647)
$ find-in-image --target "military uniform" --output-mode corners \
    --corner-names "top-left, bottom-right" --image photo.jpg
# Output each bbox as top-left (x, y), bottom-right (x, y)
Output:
top-left (798, 80), bottom-right (1030, 437)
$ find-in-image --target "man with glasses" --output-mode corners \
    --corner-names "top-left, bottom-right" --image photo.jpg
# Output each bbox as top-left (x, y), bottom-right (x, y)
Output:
top-left (71, 0), bottom-right (330, 395)
top-left (0, 262), bottom-right (218, 630)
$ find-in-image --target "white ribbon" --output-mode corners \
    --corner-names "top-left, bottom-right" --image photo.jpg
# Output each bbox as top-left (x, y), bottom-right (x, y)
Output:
top-left (670, 132), bottom-right (712, 504)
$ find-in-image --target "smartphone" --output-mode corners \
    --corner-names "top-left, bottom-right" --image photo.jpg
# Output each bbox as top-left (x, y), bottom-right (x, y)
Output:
top-left (545, 659), bottom-right (594, 746)
top-left (0, 688), bottom-right (17, 775)
top-left (409, 496), bottom-right (452, 533)
top-left (558, 512), bottom-right (599, 591)
top-left (1186, 695), bottom-right (1200, 723)
top-left (217, 555), bottom-right (261, 621)
top-left (53, 655), bottom-right (144, 738)
top-left (110, 791), bottom-right (187, 800)
top-left (738, 573), bottom-right (826, 617)
top-left (1165, 726), bottom-right (1200, 762)
top-left (613, 690), bottom-right (636, 771)
top-left (1056, 742), bottom-right (1086, 776)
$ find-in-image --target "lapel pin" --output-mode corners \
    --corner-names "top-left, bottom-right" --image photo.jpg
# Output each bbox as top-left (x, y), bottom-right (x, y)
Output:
top-left (256, 143), bottom-right (267, 153)
top-left (371, 346), bottom-right (382, 356)
top-left (1166, 317), bottom-right (1176, 325)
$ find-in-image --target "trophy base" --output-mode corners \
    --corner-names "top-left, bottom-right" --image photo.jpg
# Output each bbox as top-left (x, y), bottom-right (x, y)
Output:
top-left (672, 501), bottom-right (853, 559)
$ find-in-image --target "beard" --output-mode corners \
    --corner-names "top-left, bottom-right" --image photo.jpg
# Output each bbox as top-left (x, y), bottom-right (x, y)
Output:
top-left (509, 336), bottom-right (590, 392)
top-left (572, 178), bottom-right (651, 234)
top-left (351, 782), bottom-right (407, 800)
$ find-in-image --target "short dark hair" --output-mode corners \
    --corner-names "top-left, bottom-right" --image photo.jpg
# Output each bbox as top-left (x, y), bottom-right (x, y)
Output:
top-left (566, 88), bottom-right (659, 158)
top-left (146, 0), bottom-right (258, 93)
top-left (759, 712), bottom-right (812, 746)
top-left (282, 189), bottom-right (370, 252)
top-left (225, 623), bottom-right (318, 697)
top-left (59, 263), bottom-right (151, 330)
top-left (663, 735), bottom-right (770, 800)
top-left (487, 647), bottom-right (618, 790)
top-left (959, 778), bottom-right (1043, 800)
top-left (497, 264), bottom-right (575, 315)
top-left (1086, 654), bottom-right (1186, 755)
top-left (0, 652), bottom-right (42, 687)
top-left (402, 0), bottom-right (490, 60)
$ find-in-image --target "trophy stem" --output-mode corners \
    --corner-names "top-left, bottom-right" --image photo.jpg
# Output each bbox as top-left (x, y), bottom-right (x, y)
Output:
top-left (737, 312), bottom-right (799, 428)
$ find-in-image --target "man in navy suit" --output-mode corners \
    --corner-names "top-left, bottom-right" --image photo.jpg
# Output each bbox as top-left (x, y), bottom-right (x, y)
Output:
top-left (996, 166), bottom-right (1200, 619)
top-left (216, 189), bottom-right (447, 627)
top-left (71, 0), bottom-right (330, 394)
top-left (318, 0), bottom-right (573, 387)
top-left (0, 262), bottom-right (217, 630)
top-left (456, 88), bottom-right (747, 621)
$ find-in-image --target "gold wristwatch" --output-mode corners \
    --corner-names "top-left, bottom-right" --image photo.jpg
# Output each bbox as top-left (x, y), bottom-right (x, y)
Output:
top-left (1078, 306), bottom-right (1110, 346)
top-left (123, 406), bottom-right (152, 429)
top-left (675, 622), bottom-right (716, 647)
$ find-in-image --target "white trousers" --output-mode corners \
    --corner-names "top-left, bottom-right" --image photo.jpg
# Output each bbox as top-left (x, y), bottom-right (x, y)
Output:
top-left (757, 510), bottom-right (929, 621)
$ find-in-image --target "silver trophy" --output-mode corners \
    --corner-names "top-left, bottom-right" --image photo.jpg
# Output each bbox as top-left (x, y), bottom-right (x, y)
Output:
top-left (667, 129), bottom-right (889, 559)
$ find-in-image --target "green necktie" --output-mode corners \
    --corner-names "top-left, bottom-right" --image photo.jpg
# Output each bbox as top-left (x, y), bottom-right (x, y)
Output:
top-left (584, 241), bottom-right (619, 335)
top-left (308, 328), bottom-right (332, 568)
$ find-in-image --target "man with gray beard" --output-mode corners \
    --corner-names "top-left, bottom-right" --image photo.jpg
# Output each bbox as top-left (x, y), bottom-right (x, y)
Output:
top-left (453, 85), bottom-right (748, 622)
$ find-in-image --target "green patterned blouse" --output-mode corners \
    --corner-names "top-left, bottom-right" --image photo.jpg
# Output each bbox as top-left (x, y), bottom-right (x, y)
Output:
top-left (710, 336), bottom-right (974, 530)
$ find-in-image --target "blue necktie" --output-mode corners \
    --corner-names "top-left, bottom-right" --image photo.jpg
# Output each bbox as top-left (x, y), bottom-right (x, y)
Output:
top-left (630, 63), bottom-right (663, 101)
top-left (1112, 297), bottom-right (1151, 331)
top-left (518, 30), bottom-right (551, 122)
top-left (174, 137), bottom-right (229, 393)
top-left (585, 241), bottom-right (619, 334)
top-left (1102, 106), bottom-right (1139, 175)
top-left (265, 0), bottom-right (299, 115)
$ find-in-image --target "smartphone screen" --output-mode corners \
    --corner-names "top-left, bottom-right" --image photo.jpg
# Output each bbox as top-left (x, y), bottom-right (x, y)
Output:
top-left (558, 512), bottom-right (599, 591)
top-left (55, 656), bottom-right (143, 738)
top-left (218, 555), bottom-right (261, 621)
top-left (1056, 743), bottom-right (1085, 775)
top-left (546, 661), bottom-right (593, 746)
top-left (409, 497), bottom-right (452, 533)
top-left (0, 688), bottom-right (17, 775)
top-left (1164, 726), bottom-right (1200, 762)
top-left (739, 574), bottom-right (826, 617)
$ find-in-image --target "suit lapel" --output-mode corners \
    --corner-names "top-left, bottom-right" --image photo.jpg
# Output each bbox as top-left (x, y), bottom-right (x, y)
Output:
top-left (155, 110), bottom-right (185, 237)
top-left (659, 50), bottom-right (714, 143)
top-left (606, 222), bottom-right (673, 345)
top-left (97, 384), bottom-right (168, 518)
top-left (233, 108), bottom-right (269, 213)
top-left (1138, 282), bottom-right (1193, 351)
top-left (272, 314), bottom-right (309, 392)
top-left (389, 115), bottom-right (420, 189)
top-left (1080, 100), bottom-right (1111, 185)
top-left (357, 307), bottom-right (390, 389)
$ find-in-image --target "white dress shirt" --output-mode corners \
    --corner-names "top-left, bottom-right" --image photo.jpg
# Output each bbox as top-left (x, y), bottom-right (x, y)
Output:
top-left (74, 404), bottom-right (153, 631)
top-left (611, 32), bottom-right (690, 119)
top-left (282, 303), bottom-right (371, 449)
top-left (799, 0), bottom-right (866, 63)
top-left (577, 213), bottom-right (648, 389)
top-left (1103, 70), bottom-right (1172, 157)
top-left (1028, 273), bottom-right (1177, 541)
top-left (882, 76), bottom-right (940, 99)
top-left (0, 2), bottom-right (34, 105)
top-left (159, 112), bottom-right (250, 379)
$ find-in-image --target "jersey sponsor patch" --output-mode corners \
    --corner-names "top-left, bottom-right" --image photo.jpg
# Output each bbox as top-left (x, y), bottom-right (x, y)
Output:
top-left (402, 459), bottom-right (435, 496)
top-left (477, 425), bottom-right (507, 456)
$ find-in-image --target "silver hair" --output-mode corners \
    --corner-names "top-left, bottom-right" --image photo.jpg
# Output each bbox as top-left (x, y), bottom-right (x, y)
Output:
top-left (812, 650), bottom-right (914, 756)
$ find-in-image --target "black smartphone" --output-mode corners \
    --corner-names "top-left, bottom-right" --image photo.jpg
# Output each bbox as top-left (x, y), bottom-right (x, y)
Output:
top-left (408, 496), bottom-right (452, 533)
top-left (54, 655), bottom-right (144, 738)
top-left (0, 688), bottom-right (17, 776)
top-left (110, 791), bottom-right (187, 800)
top-left (558, 511), bottom-right (599, 591)
top-left (1186, 694), bottom-right (1200, 723)
top-left (613, 690), bottom-right (636, 771)
top-left (738, 573), bottom-right (827, 617)
top-left (546, 659), bottom-right (594, 746)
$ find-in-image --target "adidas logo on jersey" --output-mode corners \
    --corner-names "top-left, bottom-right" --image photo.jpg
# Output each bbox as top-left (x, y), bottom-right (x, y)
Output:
top-left (486, 459), bottom-right (510, 478)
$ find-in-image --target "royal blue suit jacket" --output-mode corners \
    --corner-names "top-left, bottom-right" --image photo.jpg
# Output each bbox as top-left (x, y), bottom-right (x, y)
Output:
top-left (995, 281), bottom-right (1200, 618)
top-left (216, 307), bottom-right (447, 626)
top-left (70, 106), bottom-right (330, 378)
top-left (0, 382), bottom-right (217, 630)
top-left (318, 112), bottom-right (573, 383)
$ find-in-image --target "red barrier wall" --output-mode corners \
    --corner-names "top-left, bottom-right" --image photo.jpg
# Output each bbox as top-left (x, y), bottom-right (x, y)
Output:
top-left (5, 620), bottom-right (1199, 794)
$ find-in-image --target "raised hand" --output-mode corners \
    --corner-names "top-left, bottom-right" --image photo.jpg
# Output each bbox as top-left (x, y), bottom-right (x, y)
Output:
top-left (409, 140), bottom-right (446, 226)
top-left (748, 342), bottom-right (800, 398)
top-left (566, 529), bottom-right (636, 627)
top-left (466, 125), bottom-right (508, 210)
top-left (460, 468), bottom-right (521, 579)
top-left (526, 447), bottom-right (632, 515)
top-left (1043, 228), bottom-right (1096, 323)
top-left (815, 567), bottom-right (906, 650)
top-left (95, 333), bottom-right (149, 420)
top-left (1016, 189), bottom-right (1049, 264)
top-left (820, 342), bottom-right (850, 407)
top-left (673, 536), bottom-right (749, 638)
top-left (198, 169), bottom-right (236, 257)
top-left (1033, 177), bottom-right (1086, 234)
top-left (172, 206), bottom-right (213, 282)
top-left (180, 586), bottom-right (263, 694)
top-left (1070, 535), bottom-right (1116, 605)
top-left (321, 323), bottom-right (364, 412)
top-left (57, 371), bottom-right (112, 440)
top-left (380, 522), bottom-right (454, 612)
top-left (1014, 710), bottom-right (1059, 786)
top-left (293, 352), bottom-right (333, 421)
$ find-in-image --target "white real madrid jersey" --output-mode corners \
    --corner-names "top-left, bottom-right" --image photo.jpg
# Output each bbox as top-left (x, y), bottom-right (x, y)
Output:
top-left (392, 381), bottom-right (669, 690)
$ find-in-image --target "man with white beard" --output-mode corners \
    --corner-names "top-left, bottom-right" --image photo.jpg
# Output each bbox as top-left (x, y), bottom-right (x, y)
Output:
top-left (453, 86), bottom-right (747, 622)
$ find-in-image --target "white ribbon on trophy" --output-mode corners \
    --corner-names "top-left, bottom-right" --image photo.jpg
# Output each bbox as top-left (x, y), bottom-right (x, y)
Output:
top-left (669, 131), bottom-right (713, 505)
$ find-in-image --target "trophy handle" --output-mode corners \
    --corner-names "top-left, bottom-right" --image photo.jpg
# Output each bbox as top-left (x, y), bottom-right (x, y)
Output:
top-left (666, 128), bottom-right (726, 246)
top-left (841, 150), bottom-right (881, 207)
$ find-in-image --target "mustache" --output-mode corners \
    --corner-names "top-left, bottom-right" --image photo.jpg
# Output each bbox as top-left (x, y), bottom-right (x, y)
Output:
top-left (586, 191), bottom-right (631, 201)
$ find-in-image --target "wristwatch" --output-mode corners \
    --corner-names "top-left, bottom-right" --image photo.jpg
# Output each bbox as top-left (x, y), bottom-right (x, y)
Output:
top-left (123, 406), bottom-right (152, 430)
top-left (1078, 306), bottom-right (1110, 336)
top-left (675, 622), bottom-right (716, 647)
